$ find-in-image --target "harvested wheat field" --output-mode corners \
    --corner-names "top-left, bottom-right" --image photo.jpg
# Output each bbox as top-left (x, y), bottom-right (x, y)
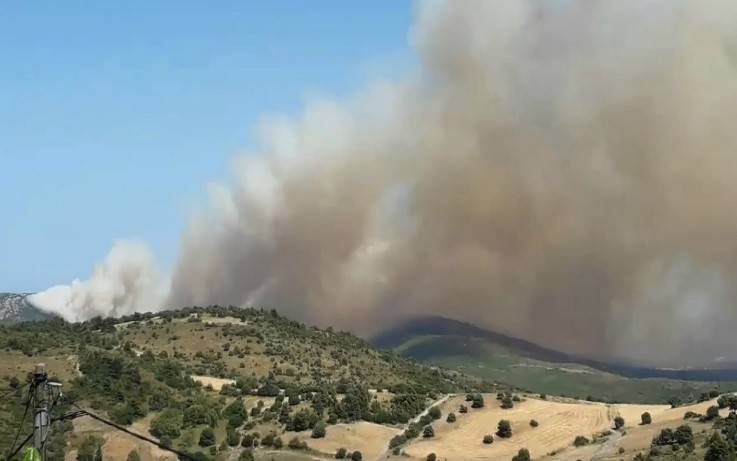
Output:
top-left (286, 421), bottom-right (401, 461)
top-left (404, 395), bottom-right (613, 460)
top-left (403, 395), bottom-right (726, 461)
top-left (191, 375), bottom-right (236, 391)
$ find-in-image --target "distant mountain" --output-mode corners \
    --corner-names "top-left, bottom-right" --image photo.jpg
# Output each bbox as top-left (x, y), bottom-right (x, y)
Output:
top-left (372, 315), bottom-right (737, 384)
top-left (0, 293), bottom-right (54, 322)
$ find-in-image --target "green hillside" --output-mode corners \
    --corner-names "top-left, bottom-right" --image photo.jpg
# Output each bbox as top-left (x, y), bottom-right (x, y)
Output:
top-left (0, 306), bottom-right (494, 461)
top-left (391, 333), bottom-right (737, 404)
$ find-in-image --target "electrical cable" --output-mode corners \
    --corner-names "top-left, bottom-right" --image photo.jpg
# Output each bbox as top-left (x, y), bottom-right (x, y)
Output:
top-left (4, 430), bottom-right (35, 461)
top-left (67, 404), bottom-right (198, 461)
top-left (7, 383), bottom-right (34, 458)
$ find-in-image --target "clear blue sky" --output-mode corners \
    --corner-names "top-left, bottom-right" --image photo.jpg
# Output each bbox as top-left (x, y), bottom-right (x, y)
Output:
top-left (0, 1), bottom-right (414, 292)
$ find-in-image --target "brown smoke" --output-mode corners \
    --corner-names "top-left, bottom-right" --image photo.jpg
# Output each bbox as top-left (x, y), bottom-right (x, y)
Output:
top-left (33, 1), bottom-right (737, 366)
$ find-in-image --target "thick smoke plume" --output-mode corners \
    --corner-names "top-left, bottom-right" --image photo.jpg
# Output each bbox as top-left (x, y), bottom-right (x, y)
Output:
top-left (31, 1), bottom-right (737, 366)
top-left (29, 241), bottom-right (168, 323)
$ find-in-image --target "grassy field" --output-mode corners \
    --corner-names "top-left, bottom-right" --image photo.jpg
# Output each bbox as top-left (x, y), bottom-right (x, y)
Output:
top-left (395, 335), bottom-right (737, 404)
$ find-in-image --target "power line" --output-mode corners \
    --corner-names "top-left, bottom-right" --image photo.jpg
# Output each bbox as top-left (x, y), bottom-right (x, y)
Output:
top-left (7, 383), bottom-right (34, 458)
top-left (4, 430), bottom-right (35, 461)
top-left (67, 404), bottom-right (198, 461)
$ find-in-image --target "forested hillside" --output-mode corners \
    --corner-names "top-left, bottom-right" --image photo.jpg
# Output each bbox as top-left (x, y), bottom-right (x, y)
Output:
top-left (0, 306), bottom-right (494, 461)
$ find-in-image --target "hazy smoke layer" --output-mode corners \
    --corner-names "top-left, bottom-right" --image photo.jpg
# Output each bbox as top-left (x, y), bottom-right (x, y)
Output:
top-left (31, 1), bottom-right (737, 366)
top-left (29, 241), bottom-right (169, 323)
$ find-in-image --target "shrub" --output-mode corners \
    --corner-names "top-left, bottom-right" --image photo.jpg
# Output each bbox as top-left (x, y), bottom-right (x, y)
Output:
top-left (459, 405), bottom-right (468, 414)
top-left (539, 394), bottom-right (547, 400)
top-left (652, 425), bottom-right (693, 449)
top-left (501, 396), bottom-right (514, 409)
top-left (574, 436), bottom-right (590, 447)
top-left (239, 449), bottom-right (255, 461)
top-left (683, 411), bottom-right (700, 420)
top-left (241, 434), bottom-right (255, 448)
top-left (428, 406), bottom-right (441, 420)
top-left (335, 448), bottom-right (347, 459)
top-left (426, 454), bottom-right (437, 461)
top-left (273, 436), bottom-right (283, 449)
top-left (351, 451), bottom-right (363, 461)
top-left (199, 427), bottom-right (215, 447)
top-left (423, 425), bottom-right (435, 438)
top-left (127, 450), bottom-right (141, 461)
top-left (288, 437), bottom-right (307, 449)
top-left (312, 421), bottom-right (327, 438)
top-left (641, 412), bottom-right (652, 425)
top-left (706, 405), bottom-right (720, 420)
top-left (497, 420), bottom-right (512, 438)
top-left (512, 448), bottom-right (531, 461)
top-left (227, 428), bottom-right (241, 446)
top-left (150, 408), bottom-right (183, 439)
top-left (483, 434), bottom-right (494, 444)
top-left (389, 434), bottom-right (407, 449)
top-left (613, 416), bottom-right (625, 429)
top-left (705, 432), bottom-right (730, 461)
top-left (472, 394), bottom-right (485, 408)
top-left (447, 412), bottom-right (457, 423)
top-left (530, 419), bottom-right (539, 427)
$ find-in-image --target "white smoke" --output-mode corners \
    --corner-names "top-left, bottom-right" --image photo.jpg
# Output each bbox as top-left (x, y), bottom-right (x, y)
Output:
top-left (29, 241), bottom-right (169, 322)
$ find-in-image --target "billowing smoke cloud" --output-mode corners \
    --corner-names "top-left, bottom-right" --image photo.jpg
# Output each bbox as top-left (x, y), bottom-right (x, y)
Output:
top-left (30, 0), bottom-right (737, 366)
top-left (29, 241), bottom-right (169, 322)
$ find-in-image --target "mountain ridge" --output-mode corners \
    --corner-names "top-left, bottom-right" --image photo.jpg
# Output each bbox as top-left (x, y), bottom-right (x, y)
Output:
top-left (372, 315), bottom-right (737, 382)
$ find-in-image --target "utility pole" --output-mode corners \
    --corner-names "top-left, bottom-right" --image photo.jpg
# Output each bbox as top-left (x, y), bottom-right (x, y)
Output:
top-left (32, 364), bottom-right (50, 457)
top-left (28, 364), bottom-right (61, 460)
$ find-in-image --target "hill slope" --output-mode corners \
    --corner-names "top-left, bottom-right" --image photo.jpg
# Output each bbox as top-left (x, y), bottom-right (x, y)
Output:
top-left (0, 306), bottom-right (495, 461)
top-left (374, 316), bottom-right (737, 403)
top-left (0, 292), bottom-right (53, 323)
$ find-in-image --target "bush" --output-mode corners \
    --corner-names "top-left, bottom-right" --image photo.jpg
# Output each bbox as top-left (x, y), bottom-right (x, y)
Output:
top-left (501, 396), bottom-right (514, 409)
top-left (150, 408), bottom-right (183, 439)
top-left (199, 427), bottom-right (215, 447)
top-left (706, 405), bottom-right (720, 420)
top-left (574, 436), bottom-right (590, 447)
top-left (288, 437), bottom-right (307, 449)
top-left (428, 406), bottom-right (441, 420)
top-left (539, 394), bottom-right (546, 400)
top-left (447, 412), bottom-right (457, 423)
top-left (423, 425), bottom-right (435, 438)
top-left (241, 434), bottom-right (255, 448)
top-left (614, 416), bottom-right (625, 429)
top-left (497, 420), bottom-right (512, 438)
top-left (483, 434), bottom-right (494, 444)
top-left (312, 421), bottom-right (327, 438)
top-left (239, 449), bottom-right (255, 461)
top-left (705, 432), bottom-right (730, 461)
top-left (273, 436), bottom-right (283, 449)
top-left (652, 425), bottom-right (693, 449)
top-left (641, 412), bottom-right (652, 425)
top-left (351, 451), bottom-right (363, 461)
top-left (261, 432), bottom-right (275, 447)
top-left (127, 450), bottom-right (141, 461)
top-left (335, 448), bottom-right (347, 459)
top-left (227, 428), bottom-right (241, 446)
top-left (512, 448), bottom-right (531, 461)
top-left (530, 419), bottom-right (539, 427)
top-left (472, 394), bottom-right (485, 408)
top-left (389, 434), bottom-right (407, 449)
top-left (459, 405), bottom-right (468, 414)
top-left (426, 454), bottom-right (437, 461)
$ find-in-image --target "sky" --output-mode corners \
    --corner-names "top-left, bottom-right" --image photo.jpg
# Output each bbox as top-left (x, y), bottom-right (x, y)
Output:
top-left (0, 1), bottom-right (415, 292)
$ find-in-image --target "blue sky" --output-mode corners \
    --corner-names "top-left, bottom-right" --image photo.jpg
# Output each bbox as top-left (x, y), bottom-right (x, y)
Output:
top-left (0, 1), bottom-right (415, 292)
